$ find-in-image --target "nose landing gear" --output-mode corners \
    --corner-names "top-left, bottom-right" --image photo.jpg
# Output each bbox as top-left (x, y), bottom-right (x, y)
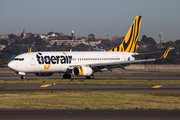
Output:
top-left (16, 72), bottom-right (26, 79)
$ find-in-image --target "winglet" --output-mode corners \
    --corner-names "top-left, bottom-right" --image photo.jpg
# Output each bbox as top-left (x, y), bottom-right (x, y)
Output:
top-left (159, 46), bottom-right (172, 59)
top-left (29, 47), bottom-right (32, 53)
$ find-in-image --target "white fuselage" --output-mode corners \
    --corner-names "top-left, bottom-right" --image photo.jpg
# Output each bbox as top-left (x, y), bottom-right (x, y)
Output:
top-left (8, 51), bottom-right (135, 73)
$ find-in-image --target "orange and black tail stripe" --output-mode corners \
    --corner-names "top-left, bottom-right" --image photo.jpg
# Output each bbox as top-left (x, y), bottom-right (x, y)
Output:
top-left (109, 16), bottom-right (142, 53)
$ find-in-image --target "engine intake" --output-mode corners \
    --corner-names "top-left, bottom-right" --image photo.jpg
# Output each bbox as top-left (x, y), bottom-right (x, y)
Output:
top-left (72, 66), bottom-right (92, 76)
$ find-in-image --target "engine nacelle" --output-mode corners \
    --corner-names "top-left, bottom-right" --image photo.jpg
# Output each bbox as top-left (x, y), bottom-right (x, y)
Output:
top-left (34, 73), bottom-right (53, 76)
top-left (72, 66), bottom-right (92, 76)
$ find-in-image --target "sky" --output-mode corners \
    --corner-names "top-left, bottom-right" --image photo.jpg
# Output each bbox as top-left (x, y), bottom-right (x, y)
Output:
top-left (0, 0), bottom-right (180, 42)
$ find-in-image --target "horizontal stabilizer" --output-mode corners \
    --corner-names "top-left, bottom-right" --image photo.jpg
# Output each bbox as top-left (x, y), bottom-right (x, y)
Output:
top-left (132, 51), bottom-right (164, 57)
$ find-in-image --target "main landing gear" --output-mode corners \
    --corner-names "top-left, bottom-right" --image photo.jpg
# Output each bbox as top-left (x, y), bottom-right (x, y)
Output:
top-left (86, 74), bottom-right (94, 79)
top-left (62, 73), bottom-right (94, 79)
top-left (21, 75), bottom-right (26, 79)
top-left (63, 73), bottom-right (71, 79)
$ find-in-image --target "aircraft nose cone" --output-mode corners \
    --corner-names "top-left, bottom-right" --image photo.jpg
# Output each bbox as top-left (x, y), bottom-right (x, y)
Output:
top-left (8, 61), bottom-right (16, 71)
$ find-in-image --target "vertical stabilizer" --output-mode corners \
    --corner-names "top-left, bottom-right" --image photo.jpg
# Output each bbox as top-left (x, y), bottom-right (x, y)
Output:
top-left (109, 16), bottom-right (142, 53)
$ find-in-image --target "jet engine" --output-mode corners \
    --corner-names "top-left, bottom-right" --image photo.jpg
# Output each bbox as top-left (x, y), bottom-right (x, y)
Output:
top-left (34, 73), bottom-right (53, 76)
top-left (72, 66), bottom-right (92, 76)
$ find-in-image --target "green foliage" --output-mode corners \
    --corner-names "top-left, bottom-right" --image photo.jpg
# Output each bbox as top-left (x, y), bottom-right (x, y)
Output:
top-left (0, 39), bottom-right (8, 46)
top-left (111, 36), bottom-right (124, 47)
top-left (141, 35), bottom-right (156, 45)
top-left (0, 33), bottom-right (179, 67)
top-left (88, 34), bottom-right (95, 40)
top-left (164, 41), bottom-right (176, 46)
top-left (1, 91), bottom-right (180, 109)
top-left (13, 39), bottom-right (23, 44)
top-left (8, 34), bottom-right (17, 39)
top-left (73, 43), bottom-right (91, 51)
top-left (101, 39), bottom-right (111, 47)
top-left (47, 32), bottom-right (54, 35)
top-left (34, 36), bottom-right (48, 46)
top-left (22, 36), bottom-right (33, 46)
top-left (138, 41), bottom-right (145, 46)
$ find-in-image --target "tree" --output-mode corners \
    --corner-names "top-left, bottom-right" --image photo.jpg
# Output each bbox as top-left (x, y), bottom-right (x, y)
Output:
top-left (111, 36), bottom-right (124, 47)
top-left (141, 35), bottom-right (156, 45)
top-left (8, 34), bottom-right (17, 39)
top-left (101, 39), bottom-right (111, 47)
top-left (74, 43), bottom-right (90, 51)
top-left (22, 38), bottom-right (32, 46)
top-left (13, 39), bottom-right (23, 44)
top-left (0, 39), bottom-right (9, 46)
top-left (147, 37), bottom-right (156, 45)
top-left (163, 41), bottom-right (176, 46)
top-left (34, 39), bottom-right (47, 46)
top-left (47, 32), bottom-right (54, 35)
top-left (34, 36), bottom-right (48, 46)
top-left (141, 35), bottom-right (148, 43)
top-left (175, 39), bottom-right (180, 45)
top-left (138, 41), bottom-right (145, 46)
top-left (88, 34), bottom-right (95, 40)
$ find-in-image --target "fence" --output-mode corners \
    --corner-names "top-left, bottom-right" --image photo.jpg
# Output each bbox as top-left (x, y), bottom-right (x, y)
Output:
top-left (126, 64), bottom-right (180, 70)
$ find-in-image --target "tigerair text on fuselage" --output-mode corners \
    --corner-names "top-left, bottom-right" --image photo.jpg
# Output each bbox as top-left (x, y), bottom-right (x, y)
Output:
top-left (36, 53), bottom-right (72, 64)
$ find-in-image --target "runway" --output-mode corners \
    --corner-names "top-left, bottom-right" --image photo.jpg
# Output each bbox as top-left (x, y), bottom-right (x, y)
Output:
top-left (1, 84), bottom-right (180, 94)
top-left (1, 68), bottom-right (180, 120)
top-left (1, 68), bottom-right (180, 80)
top-left (1, 109), bottom-right (180, 120)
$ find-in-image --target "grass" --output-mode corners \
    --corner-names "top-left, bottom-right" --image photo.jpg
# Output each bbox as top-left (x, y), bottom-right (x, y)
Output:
top-left (0, 91), bottom-right (180, 110)
top-left (1, 79), bottom-right (180, 85)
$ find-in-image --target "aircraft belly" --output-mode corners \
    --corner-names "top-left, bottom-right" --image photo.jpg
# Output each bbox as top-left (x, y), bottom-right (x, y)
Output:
top-left (33, 64), bottom-right (67, 73)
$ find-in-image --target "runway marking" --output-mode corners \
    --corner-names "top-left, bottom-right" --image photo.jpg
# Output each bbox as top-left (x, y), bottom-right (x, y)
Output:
top-left (40, 84), bottom-right (52, 87)
top-left (152, 85), bottom-right (162, 88)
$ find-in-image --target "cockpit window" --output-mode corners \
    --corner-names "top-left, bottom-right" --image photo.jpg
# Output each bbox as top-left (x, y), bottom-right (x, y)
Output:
top-left (14, 58), bottom-right (24, 61)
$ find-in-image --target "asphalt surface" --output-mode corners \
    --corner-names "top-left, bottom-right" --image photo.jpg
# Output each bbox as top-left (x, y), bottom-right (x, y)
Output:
top-left (1, 68), bottom-right (180, 120)
top-left (1, 84), bottom-right (180, 94)
top-left (1, 68), bottom-right (180, 80)
top-left (1, 109), bottom-right (180, 120)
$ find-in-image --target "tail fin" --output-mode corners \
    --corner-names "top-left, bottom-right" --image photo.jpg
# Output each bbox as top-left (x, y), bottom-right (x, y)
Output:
top-left (109, 16), bottom-right (142, 53)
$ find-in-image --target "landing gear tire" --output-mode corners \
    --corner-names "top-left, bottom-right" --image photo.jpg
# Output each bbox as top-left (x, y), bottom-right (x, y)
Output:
top-left (63, 73), bottom-right (71, 79)
top-left (21, 75), bottom-right (26, 79)
top-left (86, 74), bottom-right (94, 79)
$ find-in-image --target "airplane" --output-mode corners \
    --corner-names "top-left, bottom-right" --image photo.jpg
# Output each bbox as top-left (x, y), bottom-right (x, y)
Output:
top-left (8, 16), bottom-right (172, 79)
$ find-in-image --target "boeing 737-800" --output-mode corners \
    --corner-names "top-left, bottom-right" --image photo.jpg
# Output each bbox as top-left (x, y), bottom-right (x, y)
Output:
top-left (8, 16), bottom-right (171, 79)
